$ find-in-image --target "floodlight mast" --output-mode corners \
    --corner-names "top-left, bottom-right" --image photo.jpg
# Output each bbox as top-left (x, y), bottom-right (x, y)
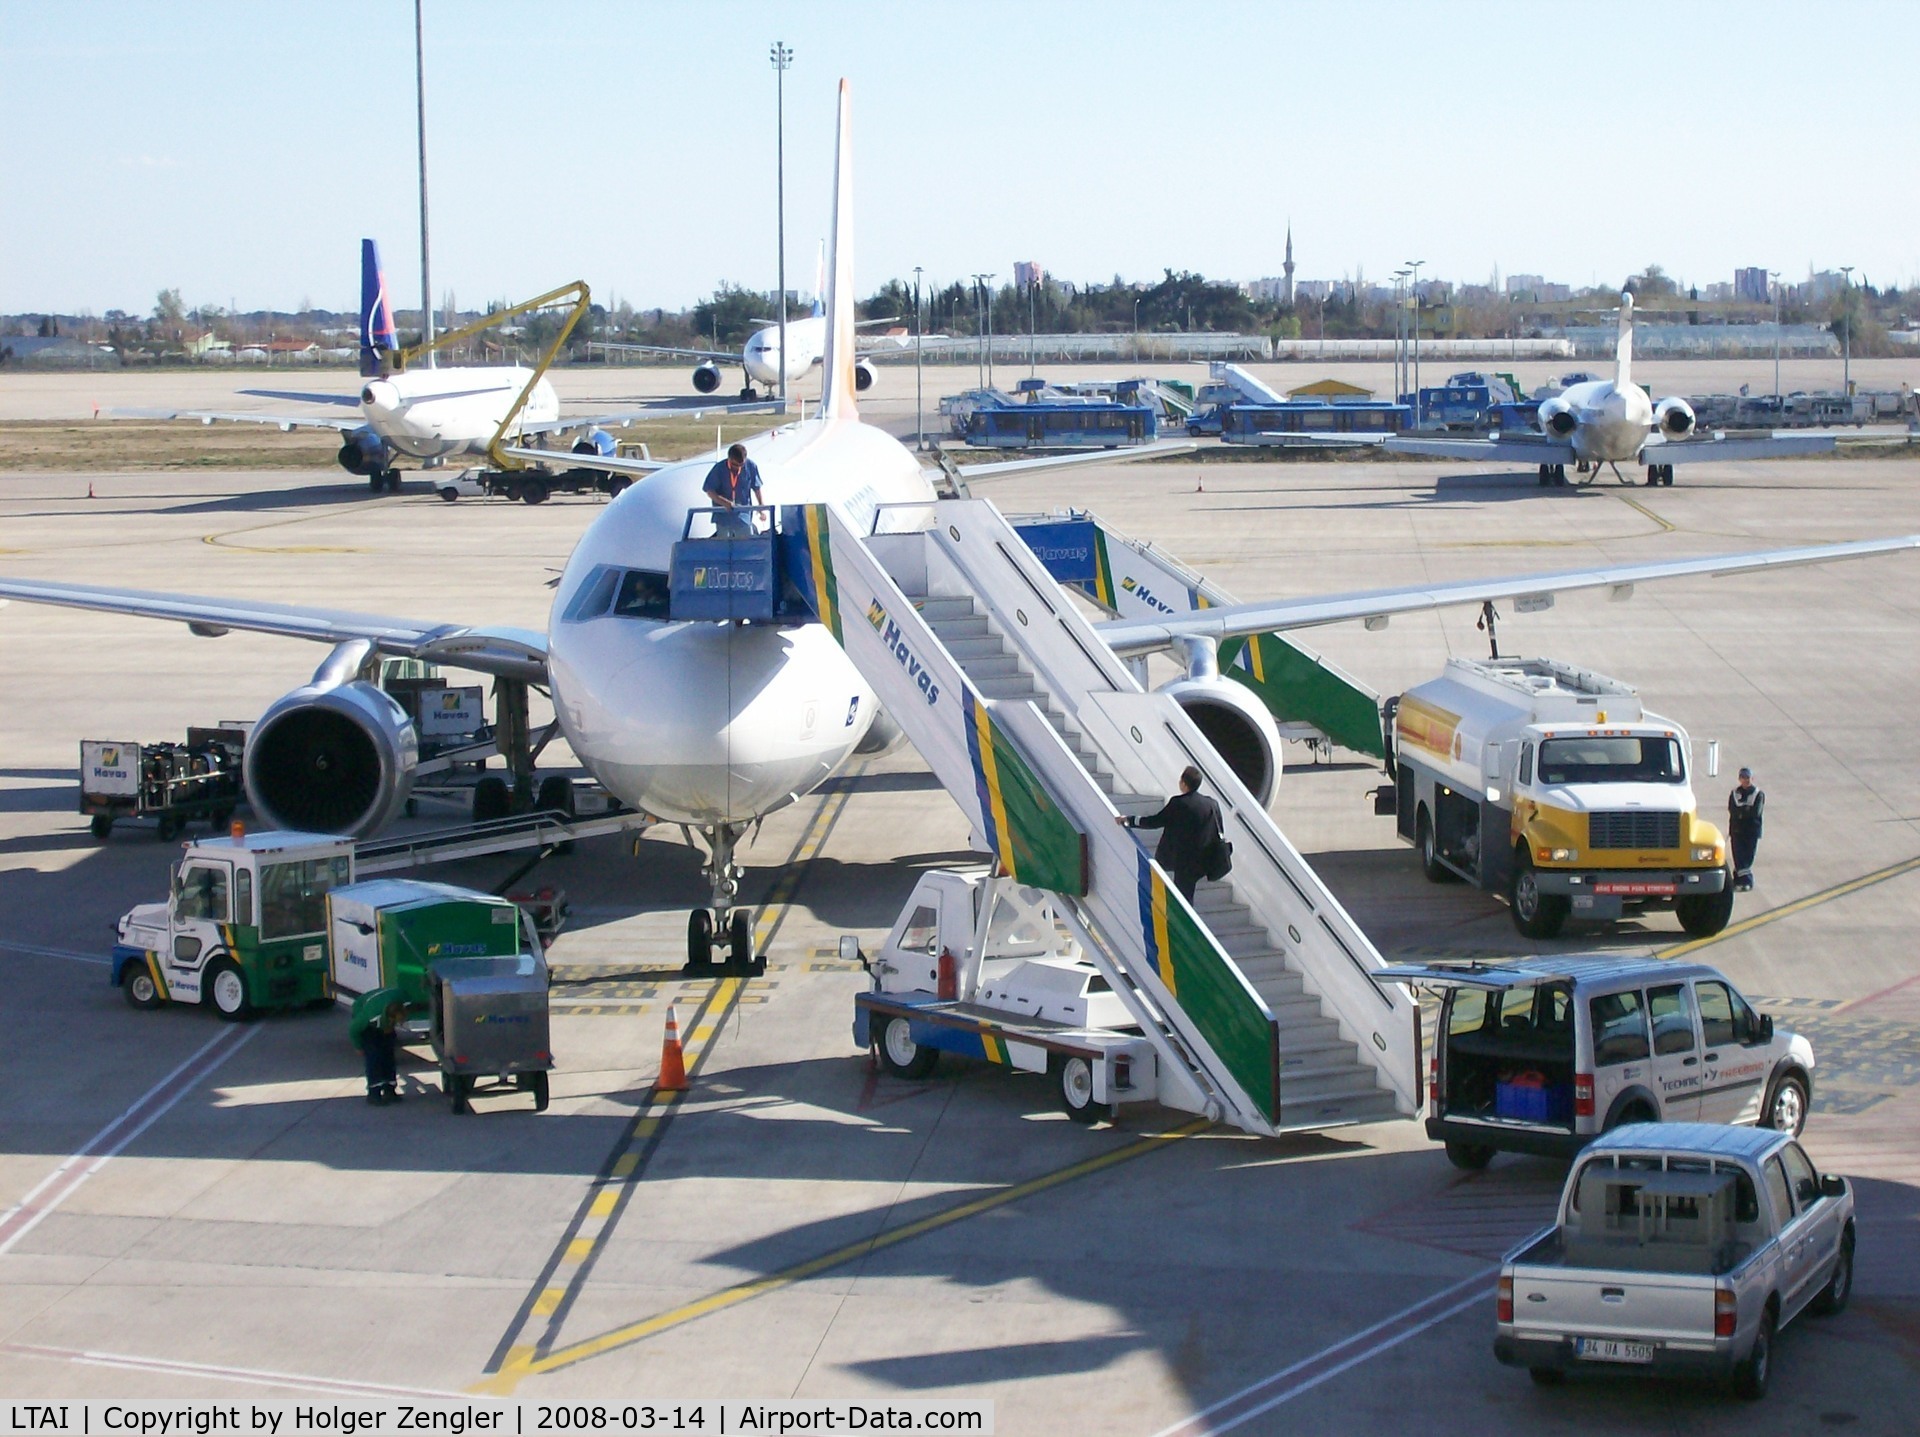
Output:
top-left (771, 42), bottom-right (793, 405)
top-left (414, 0), bottom-right (435, 367)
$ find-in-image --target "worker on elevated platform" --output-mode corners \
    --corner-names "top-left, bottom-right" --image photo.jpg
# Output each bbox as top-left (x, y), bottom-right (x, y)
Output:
top-left (703, 443), bottom-right (764, 537)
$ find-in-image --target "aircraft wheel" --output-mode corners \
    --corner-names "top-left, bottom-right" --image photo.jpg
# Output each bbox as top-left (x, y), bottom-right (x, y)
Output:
top-left (687, 909), bottom-right (714, 968)
top-left (471, 775), bottom-right (511, 823)
top-left (368, 472), bottom-right (386, 494)
top-left (1537, 464), bottom-right (1550, 487)
top-left (728, 909), bottom-right (753, 966)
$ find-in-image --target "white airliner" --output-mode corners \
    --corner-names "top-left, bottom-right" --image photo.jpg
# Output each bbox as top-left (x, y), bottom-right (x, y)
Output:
top-left (1383, 293), bottom-right (1835, 486)
top-left (143, 240), bottom-right (770, 494)
top-left (5, 83), bottom-right (1915, 970)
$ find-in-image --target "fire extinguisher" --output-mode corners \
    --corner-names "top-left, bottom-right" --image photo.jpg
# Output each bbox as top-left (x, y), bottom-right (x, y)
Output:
top-left (937, 949), bottom-right (958, 1001)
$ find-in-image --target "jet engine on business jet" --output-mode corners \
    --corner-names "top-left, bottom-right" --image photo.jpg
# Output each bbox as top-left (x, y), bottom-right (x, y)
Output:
top-left (1538, 397), bottom-right (1578, 438)
top-left (243, 640), bottom-right (418, 839)
top-left (1654, 396), bottom-right (1696, 437)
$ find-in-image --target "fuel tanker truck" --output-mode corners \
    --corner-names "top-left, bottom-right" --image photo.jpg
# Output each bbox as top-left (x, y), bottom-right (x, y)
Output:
top-left (1384, 656), bottom-right (1733, 939)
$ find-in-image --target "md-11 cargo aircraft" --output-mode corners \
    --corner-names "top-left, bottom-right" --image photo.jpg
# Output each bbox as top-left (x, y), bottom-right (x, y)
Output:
top-left (5, 83), bottom-right (1916, 968)
top-left (129, 239), bottom-right (775, 494)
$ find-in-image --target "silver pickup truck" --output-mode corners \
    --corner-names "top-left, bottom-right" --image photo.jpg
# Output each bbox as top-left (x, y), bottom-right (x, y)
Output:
top-left (1495, 1123), bottom-right (1854, 1399)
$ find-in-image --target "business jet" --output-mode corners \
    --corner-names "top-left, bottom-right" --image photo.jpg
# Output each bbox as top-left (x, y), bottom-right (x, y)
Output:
top-left (144, 240), bottom-right (768, 494)
top-left (1379, 293), bottom-right (1835, 486)
top-left (5, 83), bottom-right (1915, 973)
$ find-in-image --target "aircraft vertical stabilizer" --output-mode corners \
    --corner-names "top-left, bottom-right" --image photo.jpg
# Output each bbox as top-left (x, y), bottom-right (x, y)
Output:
top-left (812, 240), bottom-right (826, 319)
top-left (819, 80), bottom-right (858, 422)
top-left (359, 239), bottom-right (398, 378)
top-left (1614, 291), bottom-right (1634, 391)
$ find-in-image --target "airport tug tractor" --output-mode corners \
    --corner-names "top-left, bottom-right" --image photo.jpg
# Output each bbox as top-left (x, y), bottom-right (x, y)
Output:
top-left (1384, 657), bottom-right (1733, 939)
top-left (846, 869), bottom-right (1162, 1122)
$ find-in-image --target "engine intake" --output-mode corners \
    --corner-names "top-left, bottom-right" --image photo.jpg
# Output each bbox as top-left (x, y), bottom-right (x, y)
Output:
top-left (1655, 395), bottom-right (1696, 437)
top-left (1159, 677), bottom-right (1281, 806)
top-left (1538, 399), bottom-right (1578, 438)
top-left (692, 361), bottom-right (723, 394)
top-left (243, 643), bottom-right (417, 838)
top-left (854, 358), bottom-right (877, 392)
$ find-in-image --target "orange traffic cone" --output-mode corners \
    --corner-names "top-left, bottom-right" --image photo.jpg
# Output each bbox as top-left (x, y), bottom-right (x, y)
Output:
top-left (1195, 474), bottom-right (1204, 493)
top-left (657, 1003), bottom-right (688, 1091)
top-left (86, 482), bottom-right (95, 499)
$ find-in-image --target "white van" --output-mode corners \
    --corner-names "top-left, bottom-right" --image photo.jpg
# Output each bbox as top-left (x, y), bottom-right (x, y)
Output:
top-left (1379, 956), bottom-right (1815, 1169)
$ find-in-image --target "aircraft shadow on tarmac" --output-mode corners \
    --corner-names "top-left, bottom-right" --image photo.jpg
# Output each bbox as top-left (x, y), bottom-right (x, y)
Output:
top-left (155, 481), bottom-right (446, 517)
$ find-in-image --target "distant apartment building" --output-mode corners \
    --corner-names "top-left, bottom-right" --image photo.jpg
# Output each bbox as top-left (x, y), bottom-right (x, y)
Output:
top-left (1701, 282), bottom-right (1734, 303)
top-left (1012, 261), bottom-right (1046, 289)
top-left (1734, 266), bottom-right (1772, 304)
top-left (1505, 275), bottom-right (1571, 302)
top-left (1802, 269), bottom-right (1848, 305)
top-left (1244, 276), bottom-right (1290, 303)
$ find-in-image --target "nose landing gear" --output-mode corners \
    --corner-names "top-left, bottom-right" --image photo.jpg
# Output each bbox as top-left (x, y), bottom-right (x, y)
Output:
top-left (684, 822), bottom-right (765, 976)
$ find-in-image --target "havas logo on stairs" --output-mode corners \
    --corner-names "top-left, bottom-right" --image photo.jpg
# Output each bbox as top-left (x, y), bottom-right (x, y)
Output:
top-left (1120, 575), bottom-right (1177, 614)
top-left (864, 600), bottom-right (942, 705)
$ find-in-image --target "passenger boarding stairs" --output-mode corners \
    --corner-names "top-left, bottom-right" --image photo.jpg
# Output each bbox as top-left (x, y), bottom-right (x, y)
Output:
top-left (797, 499), bottom-right (1419, 1135)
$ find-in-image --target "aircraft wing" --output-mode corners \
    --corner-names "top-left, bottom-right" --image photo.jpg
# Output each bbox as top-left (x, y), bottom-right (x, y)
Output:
top-left (498, 444), bottom-right (667, 477)
top-left (594, 342), bottom-right (741, 365)
top-left (114, 407), bottom-right (368, 434)
top-left (1643, 431), bottom-right (1837, 465)
top-left (1384, 433), bottom-right (1578, 464)
top-left (0, 577), bottom-right (548, 681)
top-left (239, 389), bottom-right (361, 407)
top-left (947, 439), bottom-right (1197, 480)
top-left (1095, 534), bottom-right (1920, 657)
top-left (517, 398), bottom-right (784, 437)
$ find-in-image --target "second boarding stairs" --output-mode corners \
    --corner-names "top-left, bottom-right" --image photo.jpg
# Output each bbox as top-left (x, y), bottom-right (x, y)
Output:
top-left (789, 499), bottom-right (1420, 1136)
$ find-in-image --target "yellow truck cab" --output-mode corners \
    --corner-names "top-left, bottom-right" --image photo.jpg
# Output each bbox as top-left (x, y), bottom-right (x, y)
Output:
top-left (1389, 656), bottom-right (1732, 939)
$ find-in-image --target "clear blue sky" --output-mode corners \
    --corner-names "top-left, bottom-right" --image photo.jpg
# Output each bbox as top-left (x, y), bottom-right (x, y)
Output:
top-left (5, 0), bottom-right (1915, 315)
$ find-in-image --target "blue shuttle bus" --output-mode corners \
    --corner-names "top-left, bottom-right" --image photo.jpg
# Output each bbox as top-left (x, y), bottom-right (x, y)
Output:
top-left (963, 401), bottom-right (1157, 450)
top-left (1218, 401), bottom-right (1410, 444)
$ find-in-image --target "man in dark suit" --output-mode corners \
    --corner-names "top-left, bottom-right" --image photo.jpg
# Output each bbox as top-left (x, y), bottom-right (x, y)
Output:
top-left (1117, 765), bottom-right (1223, 901)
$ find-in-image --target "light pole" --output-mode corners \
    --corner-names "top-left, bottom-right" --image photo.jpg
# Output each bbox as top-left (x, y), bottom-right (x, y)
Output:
top-left (1839, 265), bottom-right (1855, 395)
top-left (1768, 270), bottom-right (1781, 400)
top-left (1132, 296), bottom-right (1142, 361)
top-left (1028, 277), bottom-right (1037, 380)
top-left (984, 275), bottom-right (996, 389)
top-left (770, 42), bottom-right (792, 406)
top-left (1392, 268), bottom-right (1409, 402)
top-left (913, 265), bottom-right (924, 450)
top-left (414, 0), bottom-right (434, 366)
top-left (971, 273), bottom-right (991, 388)
top-left (1406, 259), bottom-right (1425, 419)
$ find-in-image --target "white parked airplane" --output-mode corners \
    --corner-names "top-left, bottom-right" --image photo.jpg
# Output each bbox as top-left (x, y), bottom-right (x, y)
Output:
top-left (1383, 293), bottom-right (1835, 486)
top-left (4, 84), bottom-right (1915, 971)
top-left (140, 240), bottom-right (770, 494)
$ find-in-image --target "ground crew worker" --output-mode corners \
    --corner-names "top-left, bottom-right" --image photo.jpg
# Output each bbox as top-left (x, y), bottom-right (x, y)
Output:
top-left (1728, 767), bottom-right (1765, 891)
top-left (1116, 765), bottom-right (1224, 902)
top-left (350, 987), bottom-right (407, 1105)
top-left (702, 442), bottom-right (764, 536)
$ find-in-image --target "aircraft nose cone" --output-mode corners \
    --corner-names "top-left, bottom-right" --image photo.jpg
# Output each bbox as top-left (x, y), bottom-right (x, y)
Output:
top-left (361, 380), bottom-right (400, 415)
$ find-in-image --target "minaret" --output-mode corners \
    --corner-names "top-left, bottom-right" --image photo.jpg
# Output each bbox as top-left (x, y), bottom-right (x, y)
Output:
top-left (1282, 224), bottom-right (1295, 306)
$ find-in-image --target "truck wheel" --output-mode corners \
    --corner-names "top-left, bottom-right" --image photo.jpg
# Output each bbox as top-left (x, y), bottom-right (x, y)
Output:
top-left (1417, 810), bottom-right (1456, 883)
top-left (1732, 1306), bottom-right (1774, 1400)
top-left (527, 1071), bottom-right (551, 1113)
top-left (1055, 1055), bottom-right (1100, 1123)
top-left (123, 962), bottom-right (163, 1010)
top-left (879, 1017), bottom-right (938, 1080)
top-left (520, 477), bottom-right (550, 505)
top-left (1676, 880), bottom-right (1735, 937)
top-left (205, 960), bottom-right (252, 1022)
top-left (1764, 1073), bottom-right (1808, 1137)
top-left (90, 814), bottom-right (114, 840)
top-left (1509, 852), bottom-right (1568, 939)
top-left (156, 813), bottom-right (179, 841)
top-left (1810, 1227), bottom-right (1854, 1316)
top-left (1444, 1141), bottom-right (1494, 1170)
top-left (448, 1074), bottom-right (470, 1115)
top-left (472, 775), bottom-right (511, 823)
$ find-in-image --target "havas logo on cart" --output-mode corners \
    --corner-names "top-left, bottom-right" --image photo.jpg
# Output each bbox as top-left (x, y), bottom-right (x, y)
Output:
top-left (1120, 575), bottom-right (1176, 613)
top-left (864, 601), bottom-right (941, 705)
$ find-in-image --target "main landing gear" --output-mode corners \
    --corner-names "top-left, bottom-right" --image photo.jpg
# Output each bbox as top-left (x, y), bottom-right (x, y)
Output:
top-left (1536, 463), bottom-right (1569, 486)
top-left (1645, 463), bottom-right (1675, 486)
top-left (684, 822), bottom-right (765, 977)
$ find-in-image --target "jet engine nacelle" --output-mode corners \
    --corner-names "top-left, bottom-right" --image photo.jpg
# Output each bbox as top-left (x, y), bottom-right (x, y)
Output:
top-left (692, 362), bottom-right (723, 394)
top-left (1158, 676), bottom-right (1281, 807)
top-left (852, 702), bottom-right (907, 756)
top-left (854, 358), bottom-right (877, 392)
top-left (335, 425), bottom-right (393, 477)
top-left (243, 642), bottom-right (418, 839)
top-left (571, 427), bottom-right (617, 458)
top-left (1538, 397), bottom-right (1578, 438)
top-left (1654, 396), bottom-right (1696, 437)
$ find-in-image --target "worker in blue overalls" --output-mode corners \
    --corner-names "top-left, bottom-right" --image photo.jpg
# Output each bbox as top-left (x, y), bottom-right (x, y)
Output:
top-left (702, 443), bottom-right (764, 537)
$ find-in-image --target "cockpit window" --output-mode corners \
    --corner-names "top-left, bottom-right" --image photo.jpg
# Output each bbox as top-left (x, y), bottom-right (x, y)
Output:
top-left (613, 569), bottom-right (671, 620)
top-left (562, 565), bottom-right (621, 622)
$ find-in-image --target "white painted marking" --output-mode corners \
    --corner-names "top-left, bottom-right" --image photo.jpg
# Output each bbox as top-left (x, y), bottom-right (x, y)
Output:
top-left (1149, 1267), bottom-right (1494, 1437)
top-left (0, 1341), bottom-right (490, 1400)
top-left (0, 939), bottom-right (109, 965)
top-left (0, 1024), bottom-right (258, 1255)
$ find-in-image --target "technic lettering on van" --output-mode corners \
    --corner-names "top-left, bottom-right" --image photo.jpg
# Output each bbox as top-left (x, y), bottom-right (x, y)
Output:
top-left (863, 601), bottom-right (941, 705)
top-left (1120, 575), bottom-right (1176, 614)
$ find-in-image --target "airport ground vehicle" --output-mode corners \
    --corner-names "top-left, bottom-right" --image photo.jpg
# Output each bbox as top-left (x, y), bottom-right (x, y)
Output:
top-left (1495, 1124), bottom-right (1854, 1398)
top-left (329, 879), bottom-right (553, 1112)
top-left (80, 728), bottom-right (247, 840)
top-left (1217, 400), bottom-right (1410, 444)
top-left (962, 399), bottom-right (1156, 450)
top-left (1379, 956), bottom-right (1815, 1168)
top-left (112, 831), bottom-right (356, 1016)
top-left (847, 869), bottom-right (1164, 1122)
top-left (1387, 656), bottom-right (1732, 938)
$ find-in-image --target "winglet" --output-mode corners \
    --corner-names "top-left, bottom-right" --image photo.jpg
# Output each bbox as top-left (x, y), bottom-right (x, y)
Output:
top-left (359, 239), bottom-right (397, 378)
top-left (818, 80), bottom-right (857, 423)
top-left (1615, 291), bottom-right (1634, 391)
